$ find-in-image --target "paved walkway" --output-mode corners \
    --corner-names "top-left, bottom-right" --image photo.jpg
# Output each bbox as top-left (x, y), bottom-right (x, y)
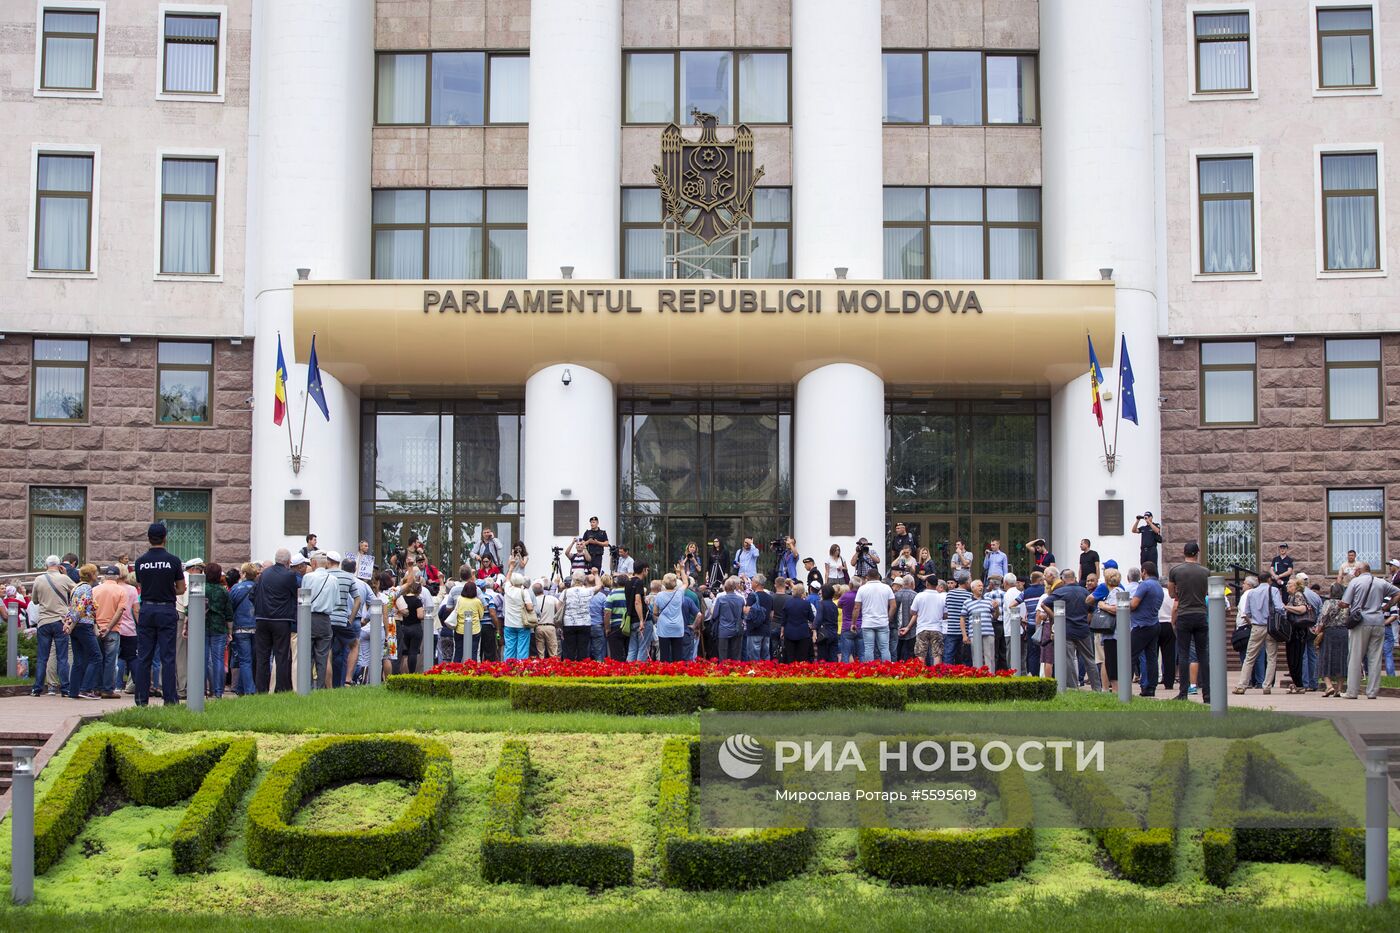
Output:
top-left (0, 692), bottom-right (133, 735)
top-left (1137, 686), bottom-right (1400, 713)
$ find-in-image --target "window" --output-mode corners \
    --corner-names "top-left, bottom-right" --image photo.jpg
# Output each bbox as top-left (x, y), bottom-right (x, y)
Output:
top-left (1197, 156), bottom-right (1255, 274)
top-left (38, 7), bottom-right (99, 92)
top-left (1321, 151), bottom-right (1380, 271)
top-left (1329, 488), bottom-right (1384, 570)
top-left (160, 10), bottom-right (220, 95)
top-left (160, 156), bottom-right (217, 274)
top-left (29, 487), bottom-right (85, 570)
top-left (34, 152), bottom-right (94, 272)
top-left (374, 52), bottom-right (528, 126)
top-left (882, 51), bottom-right (1038, 125)
top-left (622, 50), bottom-right (790, 124)
top-left (157, 341), bottom-right (213, 425)
top-left (371, 189), bottom-right (527, 279)
top-left (1194, 11), bottom-right (1252, 93)
top-left (1201, 491), bottom-right (1258, 573)
top-left (1199, 341), bottom-right (1256, 425)
top-left (155, 488), bottom-right (210, 559)
top-left (1324, 337), bottom-right (1382, 422)
top-left (882, 187), bottom-right (1041, 279)
top-left (30, 338), bottom-right (88, 422)
top-left (619, 187), bottom-right (791, 278)
top-left (1317, 6), bottom-right (1375, 89)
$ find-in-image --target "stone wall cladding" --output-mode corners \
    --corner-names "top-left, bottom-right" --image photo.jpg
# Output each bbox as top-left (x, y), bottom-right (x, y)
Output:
top-left (0, 337), bottom-right (253, 573)
top-left (1159, 335), bottom-right (1400, 576)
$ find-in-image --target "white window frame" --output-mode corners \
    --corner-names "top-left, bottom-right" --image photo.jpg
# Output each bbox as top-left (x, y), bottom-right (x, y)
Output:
top-left (1187, 2), bottom-right (1259, 101)
top-left (1313, 143), bottom-right (1387, 279)
top-left (153, 147), bottom-right (225, 281)
top-left (28, 143), bottom-right (101, 279)
top-left (1311, 1), bottom-right (1383, 97)
top-left (1188, 146), bottom-right (1262, 281)
top-left (154, 2), bottom-right (227, 103)
top-left (32, 0), bottom-right (105, 99)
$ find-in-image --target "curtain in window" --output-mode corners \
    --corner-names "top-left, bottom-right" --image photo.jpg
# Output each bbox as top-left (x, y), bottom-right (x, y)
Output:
top-left (374, 230), bottom-right (423, 278)
top-left (42, 12), bottom-right (97, 89)
top-left (164, 519), bottom-right (208, 559)
top-left (626, 54), bottom-right (674, 122)
top-left (1331, 518), bottom-right (1381, 568)
top-left (750, 229), bottom-right (790, 277)
top-left (1322, 34), bottom-right (1373, 86)
top-left (31, 516), bottom-right (82, 570)
top-left (985, 56), bottom-right (1036, 124)
top-left (1328, 367), bottom-right (1379, 420)
top-left (377, 53), bottom-right (426, 123)
top-left (882, 227), bottom-right (925, 278)
top-left (681, 51), bottom-right (732, 124)
top-left (36, 155), bottom-right (91, 271)
top-left (487, 229), bottom-right (526, 278)
top-left (1324, 154), bottom-right (1378, 269)
top-left (428, 227), bottom-right (482, 278)
top-left (931, 226), bottom-right (983, 277)
top-left (33, 365), bottom-right (86, 419)
top-left (1199, 159), bottom-right (1253, 273)
top-left (161, 160), bottom-right (216, 275)
top-left (988, 228), bottom-right (1039, 278)
top-left (486, 190), bottom-right (527, 223)
top-left (1196, 14), bottom-right (1249, 91)
top-left (738, 53), bottom-right (787, 122)
top-left (164, 16), bottom-right (218, 93)
top-left (1202, 370), bottom-right (1254, 423)
top-left (489, 56), bottom-right (529, 122)
top-left (624, 229), bottom-right (664, 278)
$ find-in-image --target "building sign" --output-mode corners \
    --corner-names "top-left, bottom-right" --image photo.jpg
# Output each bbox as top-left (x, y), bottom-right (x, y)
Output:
top-left (422, 286), bottom-right (983, 316)
top-left (653, 110), bottom-right (763, 243)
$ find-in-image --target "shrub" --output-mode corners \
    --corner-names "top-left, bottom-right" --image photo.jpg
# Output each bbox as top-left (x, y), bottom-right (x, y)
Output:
top-left (857, 746), bottom-right (1035, 887)
top-left (1203, 740), bottom-right (1362, 887)
top-left (509, 679), bottom-right (709, 715)
top-left (386, 674), bottom-right (512, 700)
top-left (480, 739), bottom-right (634, 888)
top-left (34, 733), bottom-right (253, 875)
top-left (170, 738), bottom-right (258, 873)
top-left (656, 737), bottom-right (816, 890)
top-left (245, 734), bottom-right (453, 880)
top-left (1045, 740), bottom-right (1188, 885)
top-left (901, 677), bottom-right (1057, 703)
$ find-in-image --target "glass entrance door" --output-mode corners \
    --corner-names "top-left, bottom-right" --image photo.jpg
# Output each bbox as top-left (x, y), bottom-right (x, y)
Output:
top-left (972, 516), bottom-right (1035, 580)
top-left (374, 516), bottom-right (440, 575)
top-left (447, 516), bottom-right (518, 575)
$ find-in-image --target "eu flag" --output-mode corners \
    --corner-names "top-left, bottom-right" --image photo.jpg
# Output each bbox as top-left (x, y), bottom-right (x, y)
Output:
top-left (1119, 334), bottom-right (1139, 425)
top-left (307, 335), bottom-right (329, 421)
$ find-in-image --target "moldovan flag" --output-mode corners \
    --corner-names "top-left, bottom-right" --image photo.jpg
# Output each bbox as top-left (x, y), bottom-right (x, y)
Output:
top-left (1120, 334), bottom-right (1139, 425)
top-left (1087, 335), bottom-right (1105, 427)
top-left (272, 335), bottom-right (288, 426)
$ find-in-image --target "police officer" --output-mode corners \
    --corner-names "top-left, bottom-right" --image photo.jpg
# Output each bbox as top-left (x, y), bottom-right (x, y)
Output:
top-left (132, 523), bottom-right (185, 706)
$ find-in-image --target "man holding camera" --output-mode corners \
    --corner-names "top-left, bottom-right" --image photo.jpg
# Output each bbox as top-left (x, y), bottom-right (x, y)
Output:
top-left (1132, 512), bottom-right (1162, 569)
top-left (775, 536), bottom-right (798, 581)
top-left (852, 537), bottom-right (881, 580)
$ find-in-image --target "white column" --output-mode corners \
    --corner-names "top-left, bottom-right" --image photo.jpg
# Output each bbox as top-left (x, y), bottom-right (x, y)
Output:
top-left (521, 365), bottom-right (617, 568)
top-left (247, 0), bottom-right (373, 558)
top-left (1041, 0), bottom-right (1161, 566)
top-left (793, 364), bottom-right (886, 570)
top-left (791, 0), bottom-right (884, 278)
top-left (527, 0), bottom-right (621, 278)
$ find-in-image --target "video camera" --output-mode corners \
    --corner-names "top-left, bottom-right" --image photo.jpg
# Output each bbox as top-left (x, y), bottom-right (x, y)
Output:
top-left (551, 545), bottom-right (563, 557)
top-left (769, 537), bottom-right (786, 554)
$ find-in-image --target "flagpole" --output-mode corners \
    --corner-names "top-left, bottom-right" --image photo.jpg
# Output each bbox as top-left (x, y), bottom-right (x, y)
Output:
top-left (1111, 339), bottom-right (1125, 466)
top-left (280, 331), bottom-right (297, 470)
top-left (296, 332), bottom-right (315, 460)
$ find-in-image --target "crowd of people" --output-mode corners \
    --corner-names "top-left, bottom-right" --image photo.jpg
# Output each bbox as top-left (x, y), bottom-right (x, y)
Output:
top-left (6, 517), bottom-right (1398, 704)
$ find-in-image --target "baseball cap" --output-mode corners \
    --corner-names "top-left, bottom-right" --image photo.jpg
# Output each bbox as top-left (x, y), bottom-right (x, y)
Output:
top-left (802, 556), bottom-right (815, 564)
top-left (44, 555), bottom-right (61, 567)
top-left (1279, 543), bottom-right (1290, 549)
top-left (1142, 511), bottom-right (1153, 518)
top-left (1103, 559), bottom-right (1119, 569)
top-left (290, 554), bottom-right (309, 567)
top-left (102, 565), bottom-right (122, 577)
top-left (147, 522), bottom-right (167, 539)
top-left (325, 550), bottom-right (343, 563)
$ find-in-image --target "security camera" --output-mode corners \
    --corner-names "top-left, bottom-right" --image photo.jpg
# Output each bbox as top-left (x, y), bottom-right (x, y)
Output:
top-left (561, 368), bottom-right (573, 387)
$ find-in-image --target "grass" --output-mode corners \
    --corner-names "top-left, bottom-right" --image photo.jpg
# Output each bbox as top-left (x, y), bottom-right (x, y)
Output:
top-left (0, 675), bottom-right (30, 686)
top-left (1383, 674), bottom-right (1399, 690)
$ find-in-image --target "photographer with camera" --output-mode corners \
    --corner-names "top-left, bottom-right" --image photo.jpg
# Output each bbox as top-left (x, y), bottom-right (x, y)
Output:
top-left (471, 529), bottom-right (504, 575)
top-left (774, 535), bottom-right (798, 581)
top-left (565, 537), bottom-right (590, 576)
top-left (852, 537), bottom-right (881, 580)
top-left (1132, 512), bottom-right (1162, 568)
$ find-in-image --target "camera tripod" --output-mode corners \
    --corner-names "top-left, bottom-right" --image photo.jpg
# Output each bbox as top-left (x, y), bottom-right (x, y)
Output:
top-left (550, 547), bottom-right (564, 581)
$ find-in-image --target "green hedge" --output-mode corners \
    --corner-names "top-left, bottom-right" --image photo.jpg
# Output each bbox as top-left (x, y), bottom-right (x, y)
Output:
top-left (480, 739), bottom-right (634, 888)
top-left (34, 733), bottom-right (253, 875)
top-left (1203, 740), bottom-right (1364, 887)
top-left (245, 734), bottom-right (453, 880)
top-left (1045, 740), bottom-right (1188, 886)
top-left (655, 737), bottom-right (815, 890)
top-left (170, 738), bottom-right (258, 873)
top-left (857, 745), bottom-right (1035, 887)
top-left (386, 674), bottom-right (512, 700)
top-left (388, 673), bottom-right (1052, 713)
top-left (902, 676), bottom-right (1057, 703)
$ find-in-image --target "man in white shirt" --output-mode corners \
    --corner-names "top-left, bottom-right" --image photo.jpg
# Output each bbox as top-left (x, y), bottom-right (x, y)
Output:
top-left (614, 546), bottom-right (635, 576)
top-left (1340, 563), bottom-right (1400, 699)
top-left (852, 570), bottom-right (896, 662)
top-left (1233, 569), bottom-right (1285, 694)
top-left (531, 578), bottom-right (563, 658)
top-left (909, 585), bottom-right (946, 667)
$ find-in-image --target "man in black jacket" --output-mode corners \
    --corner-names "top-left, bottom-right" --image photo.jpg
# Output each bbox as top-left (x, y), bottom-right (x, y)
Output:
top-left (253, 548), bottom-right (299, 693)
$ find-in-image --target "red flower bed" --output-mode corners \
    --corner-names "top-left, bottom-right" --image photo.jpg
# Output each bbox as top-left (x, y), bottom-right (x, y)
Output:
top-left (423, 658), bottom-right (1011, 680)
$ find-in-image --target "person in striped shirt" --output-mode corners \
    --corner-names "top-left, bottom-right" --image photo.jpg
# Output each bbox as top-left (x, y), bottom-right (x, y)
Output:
top-left (942, 574), bottom-right (973, 665)
top-left (960, 580), bottom-right (999, 669)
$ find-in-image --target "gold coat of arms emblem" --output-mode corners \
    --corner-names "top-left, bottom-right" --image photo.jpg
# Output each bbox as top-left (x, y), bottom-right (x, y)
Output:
top-left (653, 109), bottom-right (765, 244)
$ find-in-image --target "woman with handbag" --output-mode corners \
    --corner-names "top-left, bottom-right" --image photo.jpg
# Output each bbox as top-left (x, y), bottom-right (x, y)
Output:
top-left (1317, 583), bottom-right (1349, 697)
top-left (1086, 567), bottom-right (1127, 692)
top-left (65, 564), bottom-right (102, 700)
top-left (1282, 578), bottom-right (1313, 693)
